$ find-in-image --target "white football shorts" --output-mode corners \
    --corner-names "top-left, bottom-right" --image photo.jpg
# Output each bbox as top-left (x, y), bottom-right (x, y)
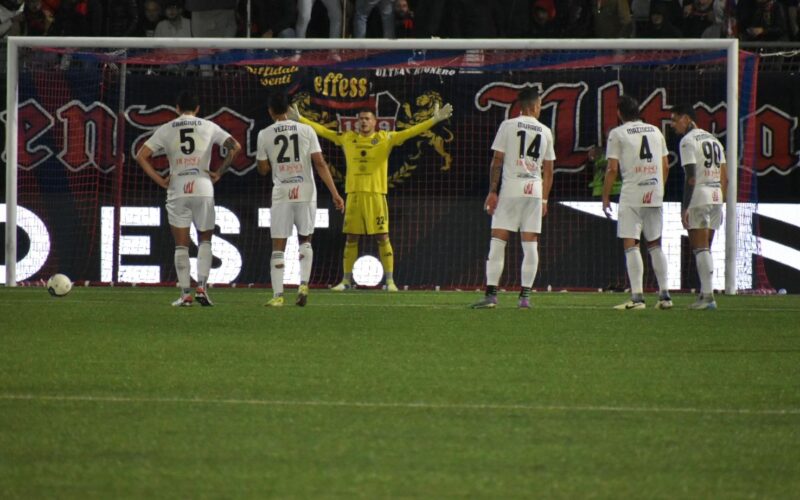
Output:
top-left (617, 205), bottom-right (663, 242)
top-left (491, 196), bottom-right (542, 234)
top-left (270, 201), bottom-right (317, 239)
top-left (166, 196), bottom-right (216, 231)
top-left (687, 204), bottom-right (723, 230)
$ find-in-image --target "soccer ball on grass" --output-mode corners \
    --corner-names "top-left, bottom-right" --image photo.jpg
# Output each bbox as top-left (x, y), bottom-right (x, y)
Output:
top-left (47, 273), bottom-right (73, 297)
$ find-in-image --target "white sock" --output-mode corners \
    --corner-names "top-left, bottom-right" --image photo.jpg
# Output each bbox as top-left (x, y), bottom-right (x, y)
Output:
top-left (486, 238), bottom-right (506, 287)
top-left (174, 246), bottom-right (191, 293)
top-left (299, 242), bottom-right (313, 284)
top-left (625, 246), bottom-right (644, 297)
top-left (520, 241), bottom-right (539, 288)
top-left (270, 251), bottom-right (285, 296)
top-left (648, 245), bottom-right (669, 296)
top-left (694, 248), bottom-right (714, 296)
top-left (197, 240), bottom-right (212, 289)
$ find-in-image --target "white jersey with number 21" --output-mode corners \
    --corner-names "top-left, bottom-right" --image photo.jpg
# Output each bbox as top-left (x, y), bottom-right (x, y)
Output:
top-left (144, 114), bottom-right (232, 201)
top-left (256, 119), bottom-right (322, 203)
top-left (606, 120), bottom-right (669, 207)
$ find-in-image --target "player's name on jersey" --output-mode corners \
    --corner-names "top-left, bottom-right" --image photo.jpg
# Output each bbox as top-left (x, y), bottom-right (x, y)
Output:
top-left (516, 121), bottom-right (543, 132)
top-left (624, 126), bottom-right (654, 134)
top-left (273, 124), bottom-right (298, 133)
top-left (692, 132), bottom-right (716, 142)
top-left (171, 119), bottom-right (202, 128)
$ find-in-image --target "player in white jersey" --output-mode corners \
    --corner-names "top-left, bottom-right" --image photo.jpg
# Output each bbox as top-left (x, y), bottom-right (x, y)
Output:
top-left (671, 104), bottom-right (727, 310)
top-left (257, 93), bottom-right (344, 307)
top-left (472, 87), bottom-right (555, 309)
top-left (136, 90), bottom-right (241, 307)
top-left (602, 95), bottom-right (672, 310)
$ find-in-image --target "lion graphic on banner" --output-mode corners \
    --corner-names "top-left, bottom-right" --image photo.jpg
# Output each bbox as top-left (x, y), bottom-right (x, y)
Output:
top-left (398, 91), bottom-right (454, 171)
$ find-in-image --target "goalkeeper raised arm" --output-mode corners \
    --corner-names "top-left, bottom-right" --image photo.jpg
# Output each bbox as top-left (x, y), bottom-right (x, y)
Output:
top-left (289, 101), bottom-right (453, 291)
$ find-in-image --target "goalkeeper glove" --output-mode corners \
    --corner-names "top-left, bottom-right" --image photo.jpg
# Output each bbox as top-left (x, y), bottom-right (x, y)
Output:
top-left (433, 103), bottom-right (453, 122)
top-left (287, 104), bottom-right (301, 121)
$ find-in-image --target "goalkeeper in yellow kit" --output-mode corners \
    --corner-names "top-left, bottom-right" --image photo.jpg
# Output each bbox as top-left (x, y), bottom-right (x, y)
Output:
top-left (289, 102), bottom-right (453, 291)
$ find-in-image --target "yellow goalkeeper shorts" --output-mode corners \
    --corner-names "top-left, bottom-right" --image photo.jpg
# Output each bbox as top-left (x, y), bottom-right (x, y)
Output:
top-left (343, 192), bottom-right (389, 235)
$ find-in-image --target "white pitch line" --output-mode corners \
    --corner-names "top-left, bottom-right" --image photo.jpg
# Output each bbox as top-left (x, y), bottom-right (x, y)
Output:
top-left (1, 394), bottom-right (798, 416)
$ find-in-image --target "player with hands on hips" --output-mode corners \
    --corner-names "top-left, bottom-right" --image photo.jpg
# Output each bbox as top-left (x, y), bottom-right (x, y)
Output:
top-left (136, 90), bottom-right (241, 307)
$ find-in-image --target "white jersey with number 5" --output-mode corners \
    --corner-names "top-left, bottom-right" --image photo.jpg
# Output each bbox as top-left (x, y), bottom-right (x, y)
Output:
top-left (606, 120), bottom-right (669, 207)
top-left (491, 115), bottom-right (556, 198)
top-left (257, 120), bottom-right (322, 203)
top-left (679, 128), bottom-right (726, 207)
top-left (144, 114), bottom-right (231, 201)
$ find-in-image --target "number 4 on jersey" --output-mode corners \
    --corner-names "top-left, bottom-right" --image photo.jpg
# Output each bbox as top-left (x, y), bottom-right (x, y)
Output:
top-left (639, 136), bottom-right (653, 162)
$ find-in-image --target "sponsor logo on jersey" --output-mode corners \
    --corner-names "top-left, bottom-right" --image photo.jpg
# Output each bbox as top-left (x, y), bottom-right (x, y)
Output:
top-left (637, 178), bottom-right (659, 186)
top-left (280, 176), bottom-right (304, 184)
top-left (642, 191), bottom-right (654, 204)
top-left (177, 168), bottom-right (200, 176)
top-left (183, 181), bottom-right (195, 194)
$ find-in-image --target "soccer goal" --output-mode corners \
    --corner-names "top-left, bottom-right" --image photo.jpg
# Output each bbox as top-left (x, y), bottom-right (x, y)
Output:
top-left (4, 37), bottom-right (765, 293)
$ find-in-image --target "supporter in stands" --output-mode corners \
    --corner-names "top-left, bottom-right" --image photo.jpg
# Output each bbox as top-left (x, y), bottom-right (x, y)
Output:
top-left (21, 0), bottom-right (54, 35)
top-left (681, 0), bottom-right (719, 37)
top-left (394, 0), bottom-right (415, 38)
top-left (50, 0), bottom-right (102, 36)
top-left (185, 0), bottom-right (236, 37)
top-left (0, 0), bottom-right (24, 38)
top-left (138, 0), bottom-right (163, 37)
top-left (739, 0), bottom-right (790, 40)
top-left (254, 0), bottom-right (296, 37)
top-left (530, 3), bottom-right (558, 37)
top-left (639, 3), bottom-right (682, 37)
top-left (353, 0), bottom-right (394, 38)
top-left (592, 0), bottom-right (633, 37)
top-left (98, 0), bottom-right (138, 37)
top-left (155, 0), bottom-right (190, 37)
top-left (296, 0), bottom-right (342, 38)
top-left (557, 0), bottom-right (593, 37)
top-left (783, 0), bottom-right (799, 40)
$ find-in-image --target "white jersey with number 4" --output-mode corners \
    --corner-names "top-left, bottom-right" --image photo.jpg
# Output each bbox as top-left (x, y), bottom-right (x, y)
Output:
top-left (144, 114), bottom-right (231, 201)
top-left (491, 115), bottom-right (556, 199)
top-left (257, 120), bottom-right (322, 203)
top-left (679, 127), bottom-right (726, 207)
top-left (606, 120), bottom-right (669, 207)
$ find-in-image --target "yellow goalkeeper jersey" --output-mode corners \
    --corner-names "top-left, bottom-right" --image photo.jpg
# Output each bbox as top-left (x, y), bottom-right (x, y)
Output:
top-left (299, 116), bottom-right (437, 194)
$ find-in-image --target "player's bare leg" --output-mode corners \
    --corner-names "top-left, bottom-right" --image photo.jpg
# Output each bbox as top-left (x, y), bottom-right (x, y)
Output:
top-left (195, 229), bottom-right (214, 306)
top-left (171, 225), bottom-right (193, 307)
top-left (267, 238), bottom-right (287, 307)
top-left (689, 228), bottom-right (717, 309)
top-left (615, 238), bottom-right (646, 310)
top-left (297, 235), bottom-right (313, 306)
top-left (472, 229), bottom-right (509, 309)
top-left (333, 234), bottom-right (359, 291)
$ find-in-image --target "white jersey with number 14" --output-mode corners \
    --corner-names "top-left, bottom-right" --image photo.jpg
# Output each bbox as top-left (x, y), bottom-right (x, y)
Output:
top-left (491, 115), bottom-right (556, 199)
top-left (606, 120), bottom-right (669, 207)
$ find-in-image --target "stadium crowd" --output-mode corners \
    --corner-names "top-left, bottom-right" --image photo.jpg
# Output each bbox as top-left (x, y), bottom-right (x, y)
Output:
top-left (0, 0), bottom-right (797, 41)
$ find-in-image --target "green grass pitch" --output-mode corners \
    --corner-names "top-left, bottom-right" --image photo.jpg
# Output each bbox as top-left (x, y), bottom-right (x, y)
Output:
top-left (1, 287), bottom-right (799, 498)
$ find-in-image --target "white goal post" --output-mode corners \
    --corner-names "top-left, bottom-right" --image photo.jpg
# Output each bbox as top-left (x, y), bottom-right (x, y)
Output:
top-left (4, 37), bottom-right (739, 292)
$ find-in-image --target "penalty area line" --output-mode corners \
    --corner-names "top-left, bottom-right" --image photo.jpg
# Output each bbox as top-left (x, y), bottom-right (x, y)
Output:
top-left (1, 393), bottom-right (799, 416)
